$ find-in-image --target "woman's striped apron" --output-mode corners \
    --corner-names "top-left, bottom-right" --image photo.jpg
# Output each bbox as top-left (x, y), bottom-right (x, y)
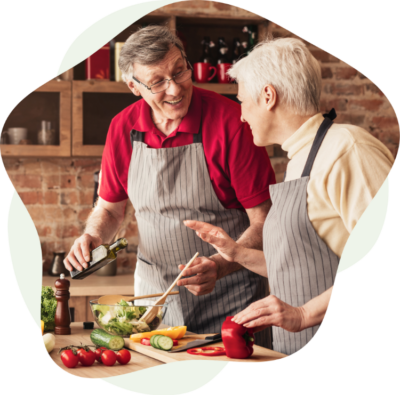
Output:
top-left (127, 123), bottom-right (271, 347)
top-left (263, 109), bottom-right (340, 355)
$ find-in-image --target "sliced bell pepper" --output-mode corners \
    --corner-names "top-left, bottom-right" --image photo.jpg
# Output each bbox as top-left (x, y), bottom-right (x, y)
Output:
top-left (187, 347), bottom-right (226, 357)
top-left (140, 338), bottom-right (151, 346)
top-left (130, 326), bottom-right (187, 342)
top-left (221, 316), bottom-right (254, 359)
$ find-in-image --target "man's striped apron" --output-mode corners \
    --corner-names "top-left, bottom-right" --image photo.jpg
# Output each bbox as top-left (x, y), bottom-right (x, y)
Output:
top-left (263, 109), bottom-right (340, 355)
top-left (127, 123), bottom-right (271, 347)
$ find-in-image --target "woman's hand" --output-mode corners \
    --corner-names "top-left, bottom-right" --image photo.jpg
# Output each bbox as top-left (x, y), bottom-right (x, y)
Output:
top-left (232, 295), bottom-right (306, 333)
top-left (184, 220), bottom-right (243, 263)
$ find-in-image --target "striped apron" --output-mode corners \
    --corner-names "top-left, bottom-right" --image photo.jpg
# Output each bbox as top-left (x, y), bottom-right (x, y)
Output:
top-left (127, 123), bottom-right (271, 347)
top-left (263, 109), bottom-right (340, 355)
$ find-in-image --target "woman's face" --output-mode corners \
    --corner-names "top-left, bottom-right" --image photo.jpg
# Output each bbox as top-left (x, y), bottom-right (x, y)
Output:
top-left (237, 83), bottom-right (273, 147)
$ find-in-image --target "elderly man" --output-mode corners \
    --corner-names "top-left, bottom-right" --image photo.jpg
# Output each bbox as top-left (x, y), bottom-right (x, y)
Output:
top-left (64, 26), bottom-right (275, 346)
top-left (185, 37), bottom-right (394, 355)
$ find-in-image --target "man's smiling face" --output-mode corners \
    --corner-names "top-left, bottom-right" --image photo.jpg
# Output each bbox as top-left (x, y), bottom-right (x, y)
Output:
top-left (129, 45), bottom-right (193, 122)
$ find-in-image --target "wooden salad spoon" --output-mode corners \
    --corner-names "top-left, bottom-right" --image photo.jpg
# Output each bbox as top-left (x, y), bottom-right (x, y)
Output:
top-left (97, 291), bottom-right (180, 305)
top-left (139, 252), bottom-right (199, 325)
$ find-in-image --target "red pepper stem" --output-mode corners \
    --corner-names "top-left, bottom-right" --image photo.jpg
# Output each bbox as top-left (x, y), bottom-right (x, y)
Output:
top-left (243, 332), bottom-right (254, 343)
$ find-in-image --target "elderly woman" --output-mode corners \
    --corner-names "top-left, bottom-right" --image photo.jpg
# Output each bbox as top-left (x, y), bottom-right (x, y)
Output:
top-left (184, 37), bottom-right (394, 355)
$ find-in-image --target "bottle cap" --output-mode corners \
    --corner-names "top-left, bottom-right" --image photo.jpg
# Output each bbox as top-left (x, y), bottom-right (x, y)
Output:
top-left (83, 322), bottom-right (94, 329)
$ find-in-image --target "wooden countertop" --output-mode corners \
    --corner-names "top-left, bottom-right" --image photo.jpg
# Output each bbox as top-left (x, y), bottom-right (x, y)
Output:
top-left (42, 274), bottom-right (134, 296)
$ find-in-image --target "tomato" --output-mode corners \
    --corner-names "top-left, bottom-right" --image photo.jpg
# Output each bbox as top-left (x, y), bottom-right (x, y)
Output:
top-left (116, 349), bottom-right (131, 365)
top-left (173, 340), bottom-right (179, 346)
top-left (60, 349), bottom-right (79, 368)
top-left (78, 348), bottom-right (96, 366)
top-left (95, 347), bottom-right (108, 363)
top-left (101, 350), bottom-right (117, 366)
top-left (140, 338), bottom-right (151, 346)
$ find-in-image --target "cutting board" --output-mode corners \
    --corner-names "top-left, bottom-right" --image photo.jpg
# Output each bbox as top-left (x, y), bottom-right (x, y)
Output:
top-left (124, 334), bottom-right (286, 363)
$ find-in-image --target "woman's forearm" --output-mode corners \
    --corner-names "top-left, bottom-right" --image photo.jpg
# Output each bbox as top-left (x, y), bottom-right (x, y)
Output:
top-left (300, 286), bottom-right (333, 330)
top-left (234, 246), bottom-right (268, 277)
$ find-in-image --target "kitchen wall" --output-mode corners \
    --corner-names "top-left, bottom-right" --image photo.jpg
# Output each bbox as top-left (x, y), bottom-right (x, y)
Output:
top-left (2, 19), bottom-right (398, 275)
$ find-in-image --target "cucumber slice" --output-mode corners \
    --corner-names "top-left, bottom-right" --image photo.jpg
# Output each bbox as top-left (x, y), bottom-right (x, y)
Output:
top-left (151, 335), bottom-right (162, 349)
top-left (158, 336), bottom-right (173, 351)
top-left (154, 335), bottom-right (164, 349)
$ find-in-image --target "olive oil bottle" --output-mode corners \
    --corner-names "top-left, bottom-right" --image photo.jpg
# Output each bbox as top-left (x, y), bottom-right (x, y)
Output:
top-left (70, 238), bottom-right (128, 280)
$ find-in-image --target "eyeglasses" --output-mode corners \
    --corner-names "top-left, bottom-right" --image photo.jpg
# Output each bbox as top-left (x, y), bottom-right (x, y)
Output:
top-left (132, 58), bottom-right (193, 94)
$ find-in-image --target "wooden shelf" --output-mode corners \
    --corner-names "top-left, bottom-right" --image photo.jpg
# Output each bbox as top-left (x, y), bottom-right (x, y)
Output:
top-left (1, 80), bottom-right (71, 157)
top-left (193, 82), bottom-right (238, 94)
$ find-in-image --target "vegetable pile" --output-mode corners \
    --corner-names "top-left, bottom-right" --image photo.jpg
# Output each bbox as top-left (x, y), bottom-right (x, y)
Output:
top-left (41, 286), bottom-right (57, 332)
top-left (92, 300), bottom-right (163, 336)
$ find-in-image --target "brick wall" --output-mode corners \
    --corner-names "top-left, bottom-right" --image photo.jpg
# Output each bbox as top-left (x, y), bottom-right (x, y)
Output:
top-left (2, 17), bottom-right (398, 274)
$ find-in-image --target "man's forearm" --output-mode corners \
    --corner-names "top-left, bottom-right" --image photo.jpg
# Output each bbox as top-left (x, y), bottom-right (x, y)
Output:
top-left (299, 287), bottom-right (333, 330)
top-left (85, 206), bottom-right (122, 244)
top-left (211, 220), bottom-right (267, 279)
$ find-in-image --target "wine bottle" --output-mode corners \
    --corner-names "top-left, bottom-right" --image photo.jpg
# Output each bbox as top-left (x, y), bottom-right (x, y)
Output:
top-left (231, 37), bottom-right (242, 64)
top-left (199, 36), bottom-right (214, 63)
top-left (217, 37), bottom-right (229, 64)
top-left (70, 238), bottom-right (128, 280)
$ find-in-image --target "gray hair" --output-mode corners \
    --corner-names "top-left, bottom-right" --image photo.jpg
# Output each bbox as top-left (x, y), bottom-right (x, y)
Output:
top-left (119, 25), bottom-right (186, 83)
top-left (227, 37), bottom-right (322, 115)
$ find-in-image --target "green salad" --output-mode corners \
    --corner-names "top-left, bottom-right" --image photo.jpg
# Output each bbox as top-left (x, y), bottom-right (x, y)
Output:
top-left (92, 300), bottom-right (162, 336)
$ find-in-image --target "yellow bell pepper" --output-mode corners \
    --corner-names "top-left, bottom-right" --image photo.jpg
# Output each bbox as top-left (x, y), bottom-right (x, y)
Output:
top-left (130, 326), bottom-right (187, 342)
top-left (41, 320), bottom-right (44, 335)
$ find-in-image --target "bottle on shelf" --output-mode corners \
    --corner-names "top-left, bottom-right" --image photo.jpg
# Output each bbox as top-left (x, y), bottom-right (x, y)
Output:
top-left (231, 37), bottom-right (242, 64)
top-left (216, 37), bottom-right (229, 64)
top-left (199, 36), bottom-right (215, 64)
top-left (70, 238), bottom-right (128, 280)
top-left (242, 25), bottom-right (257, 56)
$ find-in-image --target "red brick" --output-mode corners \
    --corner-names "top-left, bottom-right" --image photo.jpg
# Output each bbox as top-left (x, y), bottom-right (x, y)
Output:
top-left (371, 117), bottom-right (399, 129)
top-left (73, 159), bottom-right (101, 174)
top-left (9, 174), bottom-right (42, 189)
top-left (321, 67), bottom-right (333, 79)
top-left (335, 67), bottom-right (358, 80)
top-left (320, 98), bottom-right (348, 112)
top-left (335, 113), bottom-right (365, 126)
top-left (2, 159), bottom-right (20, 172)
top-left (44, 175), bottom-right (76, 189)
top-left (78, 207), bottom-right (93, 222)
top-left (77, 173), bottom-right (95, 189)
top-left (63, 207), bottom-right (78, 221)
top-left (378, 130), bottom-right (400, 146)
top-left (365, 84), bottom-right (384, 97)
top-left (79, 190), bottom-right (94, 205)
top-left (56, 224), bottom-right (82, 238)
top-left (310, 50), bottom-right (340, 63)
top-left (358, 72), bottom-right (367, 79)
top-left (36, 225), bottom-right (52, 237)
top-left (19, 191), bottom-right (42, 205)
top-left (60, 191), bottom-right (79, 205)
top-left (348, 99), bottom-right (384, 111)
top-left (43, 191), bottom-right (59, 204)
top-left (23, 160), bottom-right (44, 174)
top-left (323, 83), bottom-right (364, 96)
top-left (44, 206), bottom-right (63, 221)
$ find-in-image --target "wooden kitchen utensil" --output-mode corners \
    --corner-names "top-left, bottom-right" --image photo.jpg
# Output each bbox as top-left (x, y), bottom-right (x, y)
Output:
top-left (54, 273), bottom-right (71, 335)
top-left (98, 291), bottom-right (180, 305)
top-left (139, 252), bottom-right (199, 324)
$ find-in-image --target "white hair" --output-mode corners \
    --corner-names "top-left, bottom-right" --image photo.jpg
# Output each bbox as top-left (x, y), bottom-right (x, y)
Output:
top-left (228, 37), bottom-right (322, 115)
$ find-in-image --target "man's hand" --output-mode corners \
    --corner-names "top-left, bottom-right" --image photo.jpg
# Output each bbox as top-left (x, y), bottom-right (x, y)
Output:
top-left (177, 256), bottom-right (219, 296)
top-left (232, 295), bottom-right (306, 333)
top-left (183, 220), bottom-right (244, 263)
top-left (63, 234), bottom-right (103, 272)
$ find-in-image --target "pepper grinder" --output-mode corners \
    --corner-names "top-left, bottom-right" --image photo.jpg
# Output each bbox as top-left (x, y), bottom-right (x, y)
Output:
top-left (54, 273), bottom-right (71, 335)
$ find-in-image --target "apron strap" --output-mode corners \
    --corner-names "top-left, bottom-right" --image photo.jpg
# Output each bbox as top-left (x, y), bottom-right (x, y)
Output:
top-left (301, 108), bottom-right (336, 178)
top-left (130, 129), bottom-right (145, 146)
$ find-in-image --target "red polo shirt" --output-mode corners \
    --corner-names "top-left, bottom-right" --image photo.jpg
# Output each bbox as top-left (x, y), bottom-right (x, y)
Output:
top-left (100, 86), bottom-right (275, 209)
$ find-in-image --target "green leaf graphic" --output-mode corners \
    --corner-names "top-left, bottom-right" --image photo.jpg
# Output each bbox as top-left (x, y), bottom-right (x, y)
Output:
top-left (339, 179), bottom-right (389, 272)
top-left (55, 0), bottom-right (179, 75)
top-left (8, 192), bottom-right (42, 327)
top-left (104, 361), bottom-right (228, 395)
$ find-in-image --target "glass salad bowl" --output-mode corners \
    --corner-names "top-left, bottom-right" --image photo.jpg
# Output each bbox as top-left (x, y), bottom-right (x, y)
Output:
top-left (89, 299), bottom-right (167, 338)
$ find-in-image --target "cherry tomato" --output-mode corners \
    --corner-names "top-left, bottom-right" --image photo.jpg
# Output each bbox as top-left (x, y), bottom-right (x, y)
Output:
top-left (116, 349), bottom-right (131, 365)
top-left (60, 349), bottom-right (79, 368)
top-left (101, 350), bottom-right (117, 366)
top-left (95, 347), bottom-right (108, 363)
top-left (173, 340), bottom-right (179, 346)
top-left (77, 348), bottom-right (96, 366)
top-left (140, 338), bottom-right (151, 346)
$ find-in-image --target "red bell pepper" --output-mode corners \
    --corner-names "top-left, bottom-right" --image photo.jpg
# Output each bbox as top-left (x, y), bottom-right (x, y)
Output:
top-left (140, 338), bottom-right (151, 346)
top-left (221, 316), bottom-right (254, 359)
top-left (187, 347), bottom-right (226, 356)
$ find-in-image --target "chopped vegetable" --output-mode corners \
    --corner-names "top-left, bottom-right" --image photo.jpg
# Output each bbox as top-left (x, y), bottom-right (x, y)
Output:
top-left (187, 347), bottom-right (226, 357)
top-left (140, 338), bottom-right (151, 346)
top-left (43, 333), bottom-right (55, 353)
top-left (41, 286), bottom-right (57, 332)
top-left (41, 320), bottom-right (44, 335)
top-left (173, 340), bottom-right (179, 346)
top-left (90, 329), bottom-right (125, 350)
top-left (130, 326), bottom-right (186, 342)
